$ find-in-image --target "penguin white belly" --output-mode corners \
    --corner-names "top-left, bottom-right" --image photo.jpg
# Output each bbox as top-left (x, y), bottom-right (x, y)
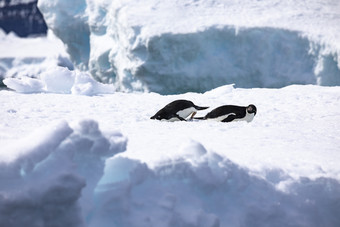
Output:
top-left (233, 112), bottom-right (255, 122)
top-left (176, 107), bottom-right (196, 119)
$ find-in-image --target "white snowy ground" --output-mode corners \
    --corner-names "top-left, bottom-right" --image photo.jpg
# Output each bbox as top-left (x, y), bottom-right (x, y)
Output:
top-left (1, 79), bottom-right (340, 226)
top-left (1, 83), bottom-right (340, 179)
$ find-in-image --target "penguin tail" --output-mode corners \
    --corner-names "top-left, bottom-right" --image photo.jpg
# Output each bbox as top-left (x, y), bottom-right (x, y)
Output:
top-left (195, 106), bottom-right (209, 111)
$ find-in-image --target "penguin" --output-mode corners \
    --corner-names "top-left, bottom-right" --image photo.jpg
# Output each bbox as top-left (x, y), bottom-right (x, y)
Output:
top-left (195, 104), bottom-right (257, 123)
top-left (150, 99), bottom-right (209, 121)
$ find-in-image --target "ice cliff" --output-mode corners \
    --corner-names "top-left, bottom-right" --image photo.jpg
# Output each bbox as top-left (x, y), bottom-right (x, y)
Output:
top-left (38, 0), bottom-right (340, 94)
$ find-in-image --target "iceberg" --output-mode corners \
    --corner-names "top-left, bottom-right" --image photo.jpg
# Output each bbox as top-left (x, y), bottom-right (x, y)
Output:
top-left (38, 0), bottom-right (340, 94)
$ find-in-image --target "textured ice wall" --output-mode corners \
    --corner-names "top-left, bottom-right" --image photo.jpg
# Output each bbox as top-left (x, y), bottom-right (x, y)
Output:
top-left (37, 0), bottom-right (90, 69)
top-left (38, 0), bottom-right (340, 94)
top-left (131, 27), bottom-right (340, 94)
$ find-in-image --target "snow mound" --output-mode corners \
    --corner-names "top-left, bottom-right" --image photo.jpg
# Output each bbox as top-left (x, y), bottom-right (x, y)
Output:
top-left (94, 140), bottom-right (340, 227)
top-left (38, 0), bottom-right (340, 94)
top-left (0, 119), bottom-right (127, 227)
top-left (1, 122), bottom-right (339, 226)
top-left (3, 66), bottom-right (115, 95)
top-left (0, 30), bottom-right (73, 85)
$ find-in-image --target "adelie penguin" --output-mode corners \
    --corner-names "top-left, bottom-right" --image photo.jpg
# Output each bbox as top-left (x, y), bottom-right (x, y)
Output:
top-left (150, 99), bottom-right (209, 121)
top-left (195, 104), bottom-right (257, 123)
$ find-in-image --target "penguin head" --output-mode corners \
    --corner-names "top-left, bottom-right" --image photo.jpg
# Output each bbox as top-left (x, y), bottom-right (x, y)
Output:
top-left (150, 111), bottom-right (169, 120)
top-left (247, 104), bottom-right (257, 115)
top-left (150, 114), bottom-right (162, 120)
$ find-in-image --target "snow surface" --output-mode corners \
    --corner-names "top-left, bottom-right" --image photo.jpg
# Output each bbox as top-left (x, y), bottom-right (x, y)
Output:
top-left (37, 0), bottom-right (340, 94)
top-left (1, 83), bottom-right (340, 226)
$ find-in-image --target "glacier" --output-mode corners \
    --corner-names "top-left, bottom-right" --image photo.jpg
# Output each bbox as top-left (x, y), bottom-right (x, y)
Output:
top-left (37, 0), bottom-right (340, 94)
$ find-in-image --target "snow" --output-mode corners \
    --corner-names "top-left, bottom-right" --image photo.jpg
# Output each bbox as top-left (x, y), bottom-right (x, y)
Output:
top-left (3, 66), bottom-right (115, 95)
top-left (0, 30), bottom-right (73, 83)
top-left (37, 0), bottom-right (340, 94)
top-left (1, 84), bottom-right (340, 226)
top-left (0, 30), bottom-right (65, 58)
top-left (1, 0), bottom-right (340, 226)
top-left (0, 119), bottom-right (126, 227)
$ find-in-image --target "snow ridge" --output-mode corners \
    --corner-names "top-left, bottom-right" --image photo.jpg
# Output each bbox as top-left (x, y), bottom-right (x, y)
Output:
top-left (0, 119), bottom-right (127, 227)
top-left (95, 149), bottom-right (340, 227)
top-left (1, 124), bottom-right (340, 227)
